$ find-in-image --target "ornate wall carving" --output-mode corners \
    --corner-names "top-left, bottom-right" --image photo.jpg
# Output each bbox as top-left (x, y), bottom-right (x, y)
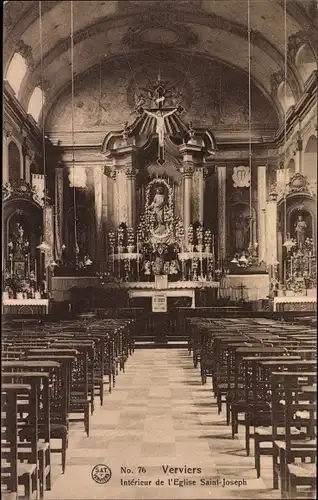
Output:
top-left (45, 53), bottom-right (279, 134)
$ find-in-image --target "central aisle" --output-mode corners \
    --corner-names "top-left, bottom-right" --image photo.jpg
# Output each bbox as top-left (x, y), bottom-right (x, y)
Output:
top-left (47, 349), bottom-right (275, 500)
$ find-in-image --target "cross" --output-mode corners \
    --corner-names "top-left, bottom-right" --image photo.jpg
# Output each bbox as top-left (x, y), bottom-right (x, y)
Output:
top-left (140, 84), bottom-right (184, 165)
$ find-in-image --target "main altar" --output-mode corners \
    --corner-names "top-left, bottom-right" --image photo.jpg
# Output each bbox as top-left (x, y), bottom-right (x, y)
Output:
top-left (98, 74), bottom-right (219, 309)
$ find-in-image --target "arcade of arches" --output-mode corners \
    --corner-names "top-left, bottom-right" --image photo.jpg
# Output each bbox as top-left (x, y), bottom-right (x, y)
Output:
top-left (2, 2), bottom-right (317, 500)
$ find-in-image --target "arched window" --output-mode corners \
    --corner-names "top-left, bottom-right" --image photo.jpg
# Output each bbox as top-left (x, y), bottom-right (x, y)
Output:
top-left (303, 135), bottom-right (317, 181)
top-left (295, 44), bottom-right (317, 84)
top-left (28, 87), bottom-right (44, 123)
top-left (277, 82), bottom-right (295, 112)
top-left (8, 141), bottom-right (21, 183)
top-left (6, 52), bottom-right (27, 96)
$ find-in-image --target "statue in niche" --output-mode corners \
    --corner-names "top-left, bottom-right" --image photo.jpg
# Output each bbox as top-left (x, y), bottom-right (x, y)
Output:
top-left (233, 213), bottom-right (250, 251)
top-left (294, 215), bottom-right (307, 250)
top-left (149, 186), bottom-right (167, 233)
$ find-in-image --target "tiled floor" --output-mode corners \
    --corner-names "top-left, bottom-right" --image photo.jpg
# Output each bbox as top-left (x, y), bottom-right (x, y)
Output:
top-left (47, 349), bottom-right (278, 500)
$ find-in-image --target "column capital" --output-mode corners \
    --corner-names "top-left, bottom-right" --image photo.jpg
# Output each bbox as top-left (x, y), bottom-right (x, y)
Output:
top-left (181, 164), bottom-right (194, 178)
top-left (268, 191), bottom-right (278, 202)
top-left (125, 166), bottom-right (136, 180)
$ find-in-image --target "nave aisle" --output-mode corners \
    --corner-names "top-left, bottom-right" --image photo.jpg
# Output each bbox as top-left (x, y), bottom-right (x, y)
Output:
top-left (47, 349), bottom-right (276, 500)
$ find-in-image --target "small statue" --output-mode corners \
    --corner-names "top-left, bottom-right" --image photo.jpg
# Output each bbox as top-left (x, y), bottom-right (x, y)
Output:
top-left (149, 186), bottom-right (166, 228)
top-left (144, 261), bottom-right (152, 275)
top-left (169, 260), bottom-right (179, 275)
top-left (294, 215), bottom-right (307, 250)
top-left (163, 262), bottom-right (170, 275)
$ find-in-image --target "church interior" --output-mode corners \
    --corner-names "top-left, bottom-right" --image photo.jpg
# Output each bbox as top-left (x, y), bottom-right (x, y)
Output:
top-left (2, 1), bottom-right (317, 499)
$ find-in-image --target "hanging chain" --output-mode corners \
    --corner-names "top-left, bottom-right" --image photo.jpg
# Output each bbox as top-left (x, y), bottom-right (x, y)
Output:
top-left (283, 0), bottom-right (288, 242)
top-left (70, 0), bottom-right (78, 266)
top-left (39, 1), bottom-right (46, 210)
top-left (248, 0), bottom-right (253, 246)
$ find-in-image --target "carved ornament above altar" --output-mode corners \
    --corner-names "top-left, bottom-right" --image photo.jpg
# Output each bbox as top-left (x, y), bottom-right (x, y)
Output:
top-left (3, 180), bottom-right (44, 208)
top-left (232, 166), bottom-right (250, 188)
top-left (270, 172), bottom-right (316, 202)
top-left (101, 76), bottom-right (217, 163)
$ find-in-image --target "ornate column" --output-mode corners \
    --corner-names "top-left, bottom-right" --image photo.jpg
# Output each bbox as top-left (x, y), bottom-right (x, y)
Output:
top-left (54, 167), bottom-right (64, 260)
top-left (257, 165), bottom-right (267, 262)
top-left (266, 191), bottom-right (278, 265)
top-left (179, 142), bottom-right (202, 246)
top-left (192, 166), bottom-right (204, 224)
top-left (116, 168), bottom-right (128, 225)
top-left (217, 165), bottom-right (227, 261)
top-left (125, 166), bottom-right (136, 228)
top-left (93, 166), bottom-right (103, 264)
top-left (101, 170), bottom-right (109, 269)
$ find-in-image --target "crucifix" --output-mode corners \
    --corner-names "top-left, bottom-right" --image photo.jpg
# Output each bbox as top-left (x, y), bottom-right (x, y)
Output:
top-left (141, 85), bottom-right (184, 165)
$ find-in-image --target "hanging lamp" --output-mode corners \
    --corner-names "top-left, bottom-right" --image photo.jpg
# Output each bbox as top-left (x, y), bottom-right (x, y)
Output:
top-left (36, 0), bottom-right (51, 255)
top-left (70, 0), bottom-right (79, 268)
top-left (231, 0), bottom-right (256, 268)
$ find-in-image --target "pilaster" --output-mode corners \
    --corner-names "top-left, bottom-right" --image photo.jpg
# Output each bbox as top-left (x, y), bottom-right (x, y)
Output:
top-left (257, 166), bottom-right (267, 262)
top-left (217, 166), bottom-right (227, 261)
top-left (266, 192), bottom-right (278, 265)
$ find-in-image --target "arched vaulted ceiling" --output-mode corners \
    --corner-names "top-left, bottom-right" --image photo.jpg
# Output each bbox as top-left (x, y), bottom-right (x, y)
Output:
top-left (4, 0), bottom-right (318, 128)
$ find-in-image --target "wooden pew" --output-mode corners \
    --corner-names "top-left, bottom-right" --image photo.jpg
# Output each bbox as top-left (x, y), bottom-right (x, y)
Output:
top-left (2, 384), bottom-right (38, 499)
top-left (2, 372), bottom-right (51, 499)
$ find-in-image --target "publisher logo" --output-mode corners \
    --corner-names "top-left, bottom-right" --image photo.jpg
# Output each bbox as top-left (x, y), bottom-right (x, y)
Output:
top-left (91, 464), bottom-right (112, 484)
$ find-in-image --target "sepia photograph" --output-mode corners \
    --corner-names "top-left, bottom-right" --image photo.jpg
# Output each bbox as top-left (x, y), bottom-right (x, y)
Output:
top-left (2, 1), bottom-right (317, 499)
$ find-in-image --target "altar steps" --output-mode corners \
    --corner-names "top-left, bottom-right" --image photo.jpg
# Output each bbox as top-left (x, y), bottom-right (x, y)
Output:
top-left (134, 336), bottom-right (188, 349)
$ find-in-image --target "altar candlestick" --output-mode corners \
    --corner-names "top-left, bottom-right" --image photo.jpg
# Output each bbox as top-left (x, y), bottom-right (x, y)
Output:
top-left (118, 246), bottom-right (121, 279)
top-left (200, 250), bottom-right (203, 280)
top-left (290, 256), bottom-right (293, 277)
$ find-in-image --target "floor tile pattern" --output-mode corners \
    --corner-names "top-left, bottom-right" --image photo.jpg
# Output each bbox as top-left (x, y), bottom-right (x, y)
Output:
top-left (47, 349), bottom-right (277, 500)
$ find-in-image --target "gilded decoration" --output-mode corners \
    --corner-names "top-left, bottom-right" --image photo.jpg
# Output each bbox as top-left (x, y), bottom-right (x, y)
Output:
top-left (3, 180), bottom-right (44, 207)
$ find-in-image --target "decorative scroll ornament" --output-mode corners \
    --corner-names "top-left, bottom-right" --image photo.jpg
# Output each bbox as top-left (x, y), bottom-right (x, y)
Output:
top-left (3, 180), bottom-right (44, 207)
top-left (232, 166), bottom-right (250, 188)
top-left (68, 166), bottom-right (87, 188)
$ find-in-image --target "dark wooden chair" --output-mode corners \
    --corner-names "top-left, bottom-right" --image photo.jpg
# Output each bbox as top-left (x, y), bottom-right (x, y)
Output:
top-left (271, 372), bottom-right (317, 498)
top-left (2, 384), bottom-right (38, 500)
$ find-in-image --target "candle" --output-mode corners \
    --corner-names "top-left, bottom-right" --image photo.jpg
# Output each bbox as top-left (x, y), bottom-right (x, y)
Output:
top-left (35, 259), bottom-right (37, 286)
top-left (10, 255), bottom-right (13, 275)
top-left (112, 247), bottom-right (115, 274)
top-left (27, 253), bottom-right (30, 275)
